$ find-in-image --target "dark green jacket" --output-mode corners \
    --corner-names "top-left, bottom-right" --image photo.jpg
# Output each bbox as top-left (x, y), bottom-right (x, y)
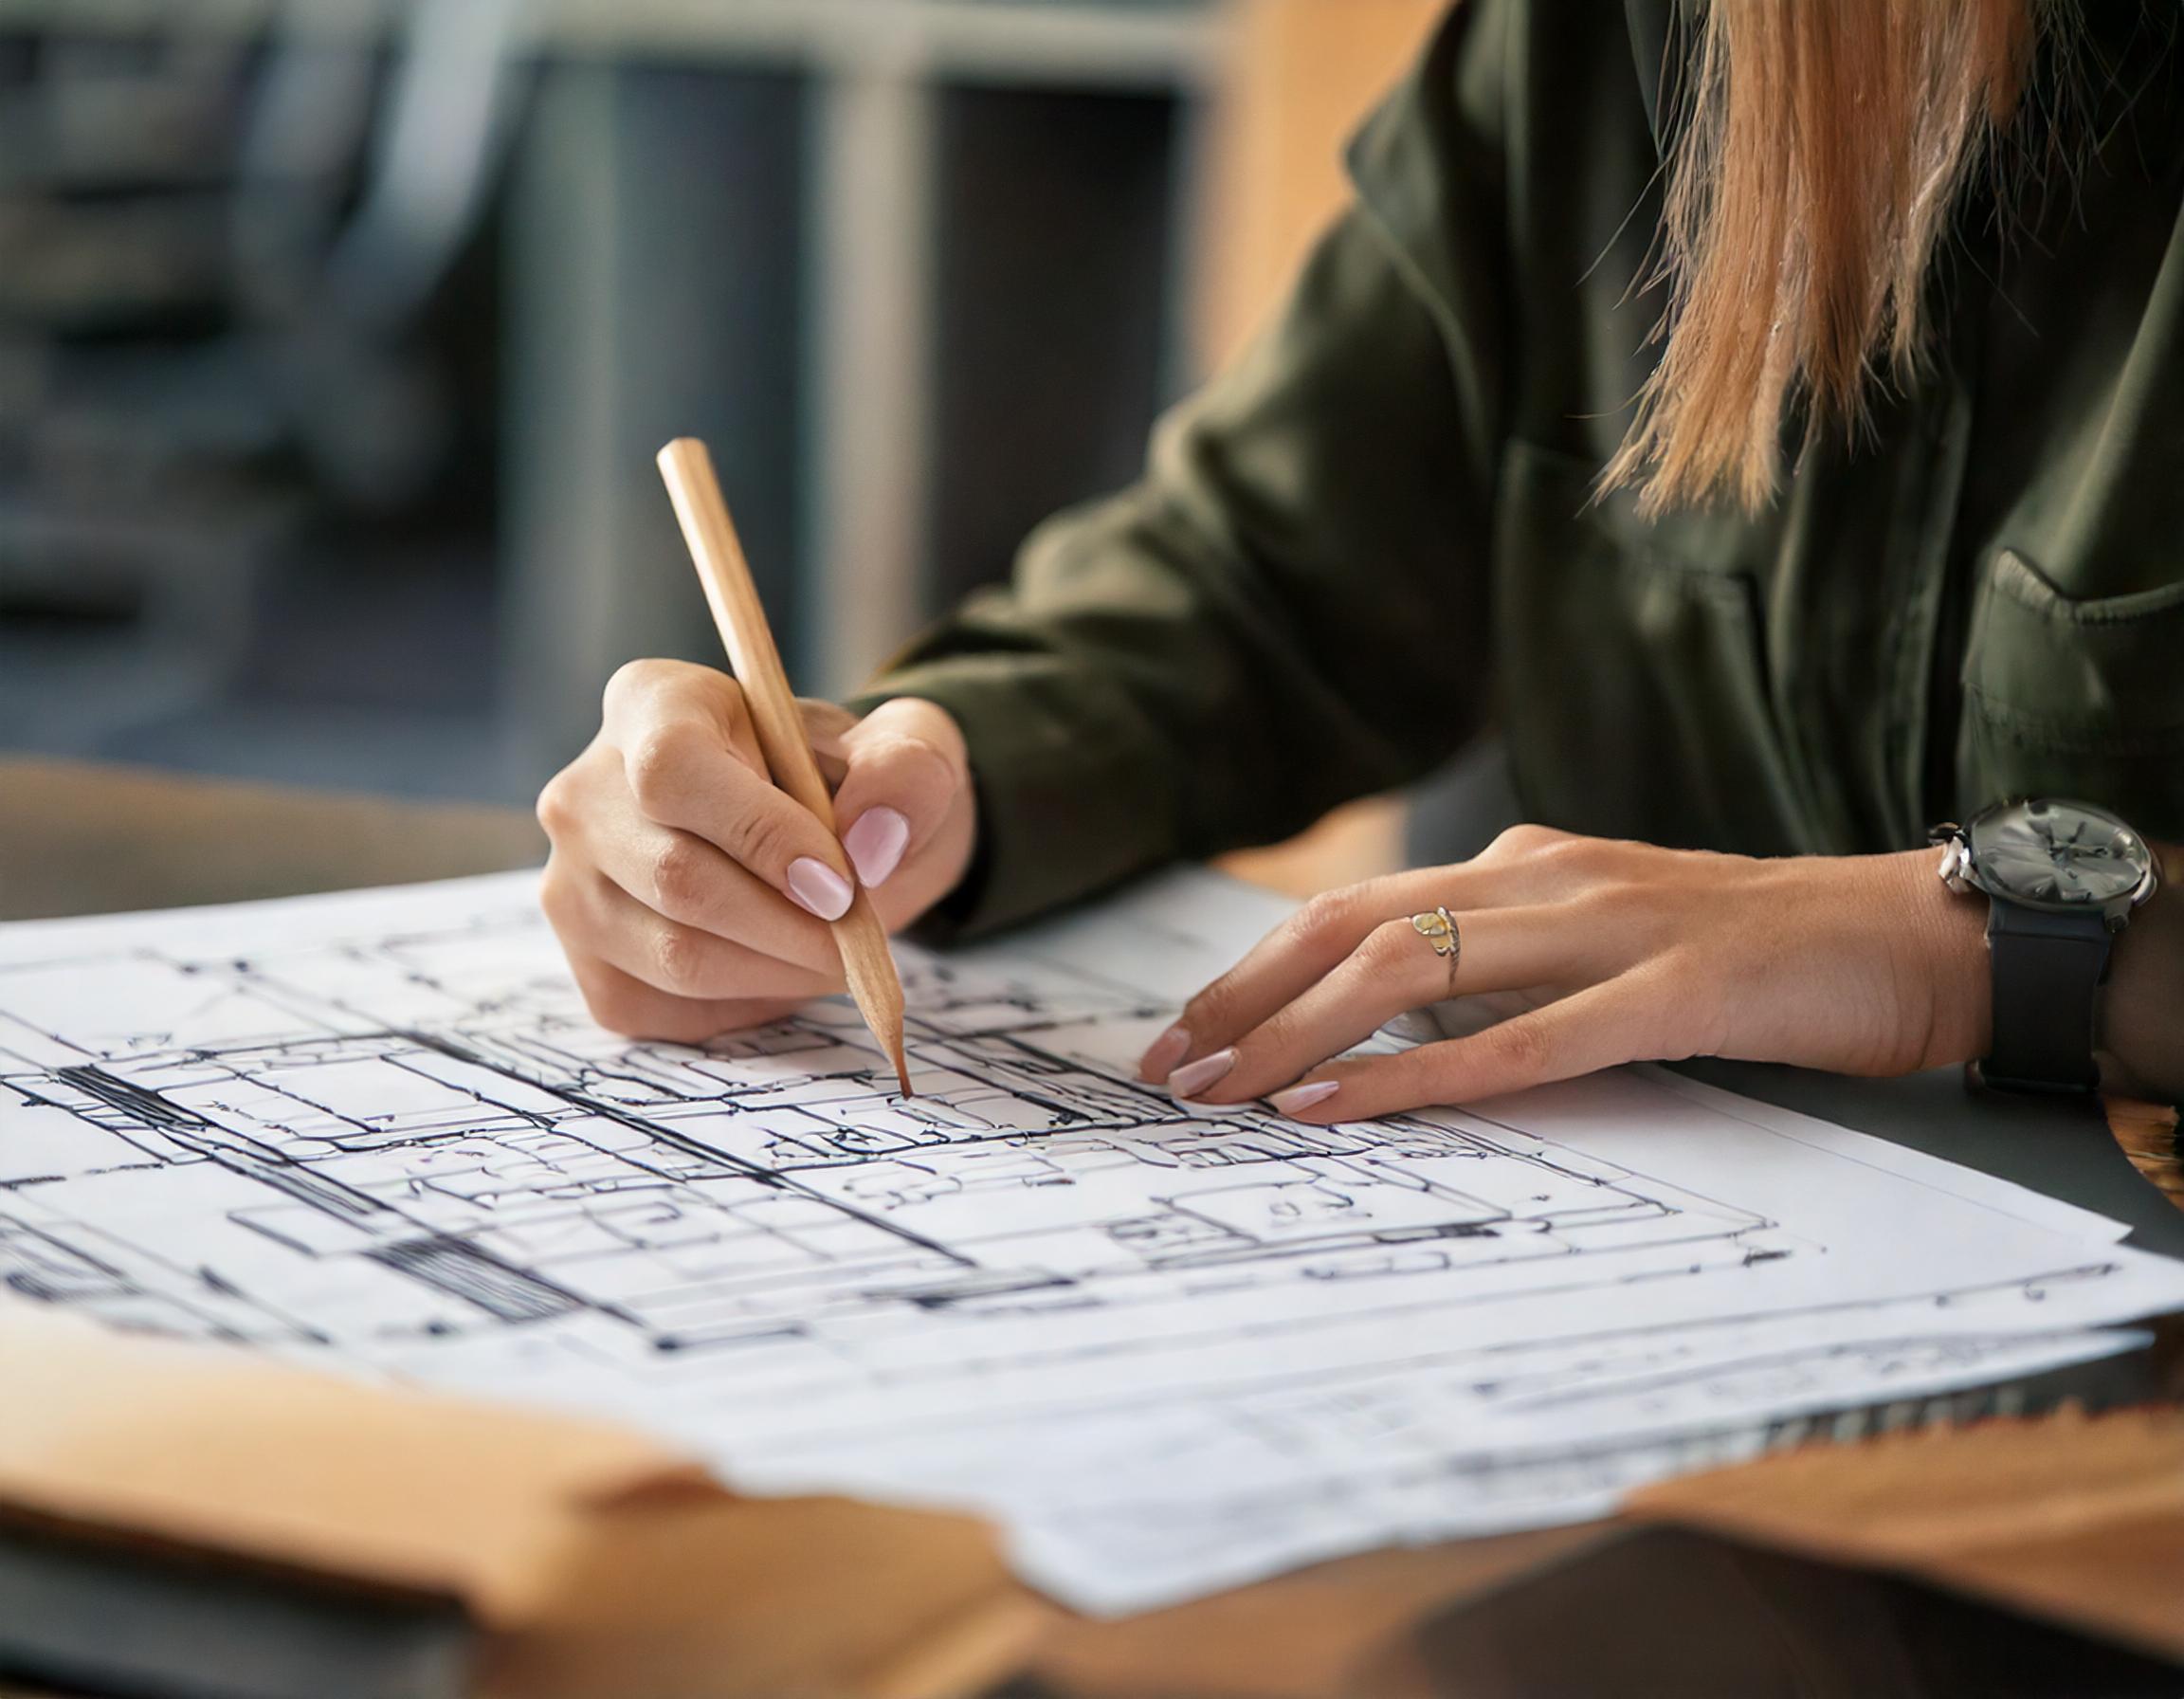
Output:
top-left (860, 0), bottom-right (2184, 938)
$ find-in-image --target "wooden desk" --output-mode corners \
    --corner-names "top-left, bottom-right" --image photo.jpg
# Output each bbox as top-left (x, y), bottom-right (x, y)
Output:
top-left (2, 758), bottom-right (2178, 1699)
top-left (0, 758), bottom-right (548, 921)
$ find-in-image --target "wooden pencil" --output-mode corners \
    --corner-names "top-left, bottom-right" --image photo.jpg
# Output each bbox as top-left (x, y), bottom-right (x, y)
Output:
top-left (655, 437), bottom-right (913, 1096)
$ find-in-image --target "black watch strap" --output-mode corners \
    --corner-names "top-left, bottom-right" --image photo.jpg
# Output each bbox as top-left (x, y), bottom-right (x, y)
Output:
top-left (1981, 900), bottom-right (2113, 1093)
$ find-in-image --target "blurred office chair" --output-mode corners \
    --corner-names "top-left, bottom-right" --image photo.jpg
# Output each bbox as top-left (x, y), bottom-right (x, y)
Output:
top-left (0, 0), bottom-right (521, 756)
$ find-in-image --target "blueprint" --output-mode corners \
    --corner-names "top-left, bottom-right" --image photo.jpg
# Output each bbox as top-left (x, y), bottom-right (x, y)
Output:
top-left (3, 868), bottom-right (2181, 1612)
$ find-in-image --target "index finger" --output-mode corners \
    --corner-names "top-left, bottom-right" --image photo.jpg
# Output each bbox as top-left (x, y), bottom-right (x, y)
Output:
top-left (1270, 975), bottom-right (1658, 1122)
top-left (603, 666), bottom-right (860, 921)
top-left (622, 722), bottom-right (859, 921)
top-left (1143, 866), bottom-right (1550, 1084)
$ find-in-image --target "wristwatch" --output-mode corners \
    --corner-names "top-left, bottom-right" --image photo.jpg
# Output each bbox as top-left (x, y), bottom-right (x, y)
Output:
top-left (1928, 797), bottom-right (2160, 1093)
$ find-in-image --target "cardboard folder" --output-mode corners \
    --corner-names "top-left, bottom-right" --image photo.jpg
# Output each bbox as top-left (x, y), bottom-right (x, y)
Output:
top-left (4, 1296), bottom-right (2179, 1698)
top-left (0, 1305), bottom-right (1046, 1699)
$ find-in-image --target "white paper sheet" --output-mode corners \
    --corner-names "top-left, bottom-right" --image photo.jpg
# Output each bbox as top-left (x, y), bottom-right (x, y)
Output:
top-left (2, 868), bottom-right (2178, 1613)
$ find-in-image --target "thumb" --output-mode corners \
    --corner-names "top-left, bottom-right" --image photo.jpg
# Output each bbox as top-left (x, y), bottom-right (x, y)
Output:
top-left (833, 698), bottom-right (969, 891)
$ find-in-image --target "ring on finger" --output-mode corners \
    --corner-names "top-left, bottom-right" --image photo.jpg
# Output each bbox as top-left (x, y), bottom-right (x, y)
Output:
top-left (1409, 904), bottom-right (1462, 996)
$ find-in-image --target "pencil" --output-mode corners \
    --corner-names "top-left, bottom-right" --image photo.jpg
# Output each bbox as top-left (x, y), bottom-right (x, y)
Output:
top-left (655, 437), bottom-right (913, 1096)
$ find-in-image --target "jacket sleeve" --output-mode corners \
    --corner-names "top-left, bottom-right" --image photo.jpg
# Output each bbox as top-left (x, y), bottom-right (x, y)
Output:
top-left (851, 1), bottom-right (1514, 938)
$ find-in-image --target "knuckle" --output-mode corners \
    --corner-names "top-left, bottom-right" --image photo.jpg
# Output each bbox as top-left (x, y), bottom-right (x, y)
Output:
top-left (1180, 980), bottom-right (1234, 1034)
top-left (1294, 888), bottom-right (1356, 943)
top-left (603, 657), bottom-right (673, 711)
top-left (651, 925), bottom-right (713, 997)
top-left (622, 726), bottom-right (695, 814)
top-left (1363, 917), bottom-right (1418, 965)
top-left (847, 730), bottom-right (956, 809)
top-left (648, 836), bottom-right (710, 916)
top-left (535, 771), bottom-right (575, 836)
top-left (726, 805), bottom-right (800, 879)
top-left (896, 703), bottom-right (968, 765)
top-left (1486, 823), bottom-right (1565, 860)
top-left (1483, 1016), bottom-right (1553, 1076)
top-left (883, 732), bottom-right (956, 794)
top-left (1533, 835), bottom-right (1591, 868)
top-left (1568, 880), bottom-right (1632, 922)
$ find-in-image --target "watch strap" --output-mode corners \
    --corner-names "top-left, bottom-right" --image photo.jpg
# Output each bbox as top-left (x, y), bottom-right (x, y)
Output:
top-left (1981, 899), bottom-right (2112, 1093)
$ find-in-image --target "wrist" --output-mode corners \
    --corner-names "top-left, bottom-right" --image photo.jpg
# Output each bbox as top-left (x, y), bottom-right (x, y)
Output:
top-left (1881, 846), bottom-right (1993, 1069)
top-left (1926, 803), bottom-right (2163, 1094)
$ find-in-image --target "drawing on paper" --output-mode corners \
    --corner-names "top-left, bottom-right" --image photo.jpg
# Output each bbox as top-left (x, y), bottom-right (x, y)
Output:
top-left (0, 904), bottom-right (1794, 1355)
top-left (1, 872), bottom-right (2177, 1611)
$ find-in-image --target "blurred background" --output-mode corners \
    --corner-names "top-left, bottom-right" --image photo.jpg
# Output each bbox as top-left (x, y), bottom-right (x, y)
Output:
top-left (0, 0), bottom-right (1440, 853)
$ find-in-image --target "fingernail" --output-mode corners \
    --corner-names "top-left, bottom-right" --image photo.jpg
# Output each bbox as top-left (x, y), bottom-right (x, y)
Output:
top-left (1168, 1048), bottom-right (1237, 1099)
top-left (1139, 1024), bottom-right (1191, 1081)
top-left (843, 807), bottom-right (911, 889)
top-left (786, 857), bottom-right (853, 921)
top-left (1271, 1079), bottom-right (1340, 1118)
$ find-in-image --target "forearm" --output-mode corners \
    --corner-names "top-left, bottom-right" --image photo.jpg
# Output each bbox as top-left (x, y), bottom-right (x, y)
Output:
top-left (852, 9), bottom-right (1513, 940)
top-left (845, 572), bottom-right (1217, 939)
top-left (855, 220), bottom-right (1503, 935)
top-left (853, 492), bottom-right (1478, 939)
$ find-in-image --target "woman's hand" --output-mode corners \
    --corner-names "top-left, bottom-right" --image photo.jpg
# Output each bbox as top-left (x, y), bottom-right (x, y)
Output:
top-left (537, 659), bottom-right (976, 1042)
top-left (1139, 827), bottom-right (1993, 1121)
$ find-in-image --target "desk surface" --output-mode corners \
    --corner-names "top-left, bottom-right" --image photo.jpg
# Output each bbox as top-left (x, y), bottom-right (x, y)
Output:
top-left (2, 756), bottom-right (2179, 1699)
top-left (0, 758), bottom-right (550, 922)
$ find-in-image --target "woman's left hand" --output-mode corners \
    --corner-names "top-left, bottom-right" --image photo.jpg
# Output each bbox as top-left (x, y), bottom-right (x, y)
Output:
top-left (1138, 827), bottom-right (1993, 1122)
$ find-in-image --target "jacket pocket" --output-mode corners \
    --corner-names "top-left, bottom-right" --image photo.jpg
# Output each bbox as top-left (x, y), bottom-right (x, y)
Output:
top-left (1958, 549), bottom-right (2184, 836)
top-left (1492, 441), bottom-right (1805, 853)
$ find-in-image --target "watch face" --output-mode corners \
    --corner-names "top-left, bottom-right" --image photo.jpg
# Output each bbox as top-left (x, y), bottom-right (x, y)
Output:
top-left (1967, 798), bottom-right (2152, 909)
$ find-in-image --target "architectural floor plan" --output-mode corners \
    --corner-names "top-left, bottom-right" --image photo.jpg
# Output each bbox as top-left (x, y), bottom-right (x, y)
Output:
top-left (4, 869), bottom-right (2181, 1610)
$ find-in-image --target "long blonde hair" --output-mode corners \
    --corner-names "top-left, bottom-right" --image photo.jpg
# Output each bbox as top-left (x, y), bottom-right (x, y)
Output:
top-left (1603, 0), bottom-right (2037, 515)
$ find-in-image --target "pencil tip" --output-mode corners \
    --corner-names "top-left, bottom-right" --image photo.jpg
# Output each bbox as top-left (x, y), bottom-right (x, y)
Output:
top-left (893, 1055), bottom-right (914, 1098)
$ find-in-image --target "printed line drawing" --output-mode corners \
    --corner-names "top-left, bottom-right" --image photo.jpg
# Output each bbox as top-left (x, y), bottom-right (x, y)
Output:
top-left (2, 871), bottom-right (2177, 1611)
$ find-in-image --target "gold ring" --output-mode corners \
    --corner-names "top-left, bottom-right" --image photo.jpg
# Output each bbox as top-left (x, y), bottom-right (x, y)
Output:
top-left (1410, 905), bottom-right (1461, 996)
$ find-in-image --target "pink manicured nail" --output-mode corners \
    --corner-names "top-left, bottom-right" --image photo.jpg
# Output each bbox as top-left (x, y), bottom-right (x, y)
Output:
top-left (844, 807), bottom-right (911, 888)
top-left (1271, 1080), bottom-right (1340, 1117)
top-left (1139, 1024), bottom-right (1191, 1081)
top-left (786, 857), bottom-right (853, 921)
top-left (1168, 1048), bottom-right (1237, 1099)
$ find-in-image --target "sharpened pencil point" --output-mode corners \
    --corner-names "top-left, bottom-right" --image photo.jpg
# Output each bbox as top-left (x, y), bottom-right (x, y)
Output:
top-left (893, 1053), bottom-right (915, 1098)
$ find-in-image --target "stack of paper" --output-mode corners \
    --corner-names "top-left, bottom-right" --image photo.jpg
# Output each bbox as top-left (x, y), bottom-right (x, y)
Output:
top-left (2, 869), bottom-right (2177, 1612)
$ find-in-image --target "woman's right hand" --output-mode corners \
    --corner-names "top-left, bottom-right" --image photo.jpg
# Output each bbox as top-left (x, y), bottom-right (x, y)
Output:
top-left (537, 658), bottom-right (977, 1043)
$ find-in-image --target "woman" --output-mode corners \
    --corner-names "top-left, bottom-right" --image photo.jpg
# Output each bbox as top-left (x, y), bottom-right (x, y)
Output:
top-left (536, 0), bottom-right (2184, 1115)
